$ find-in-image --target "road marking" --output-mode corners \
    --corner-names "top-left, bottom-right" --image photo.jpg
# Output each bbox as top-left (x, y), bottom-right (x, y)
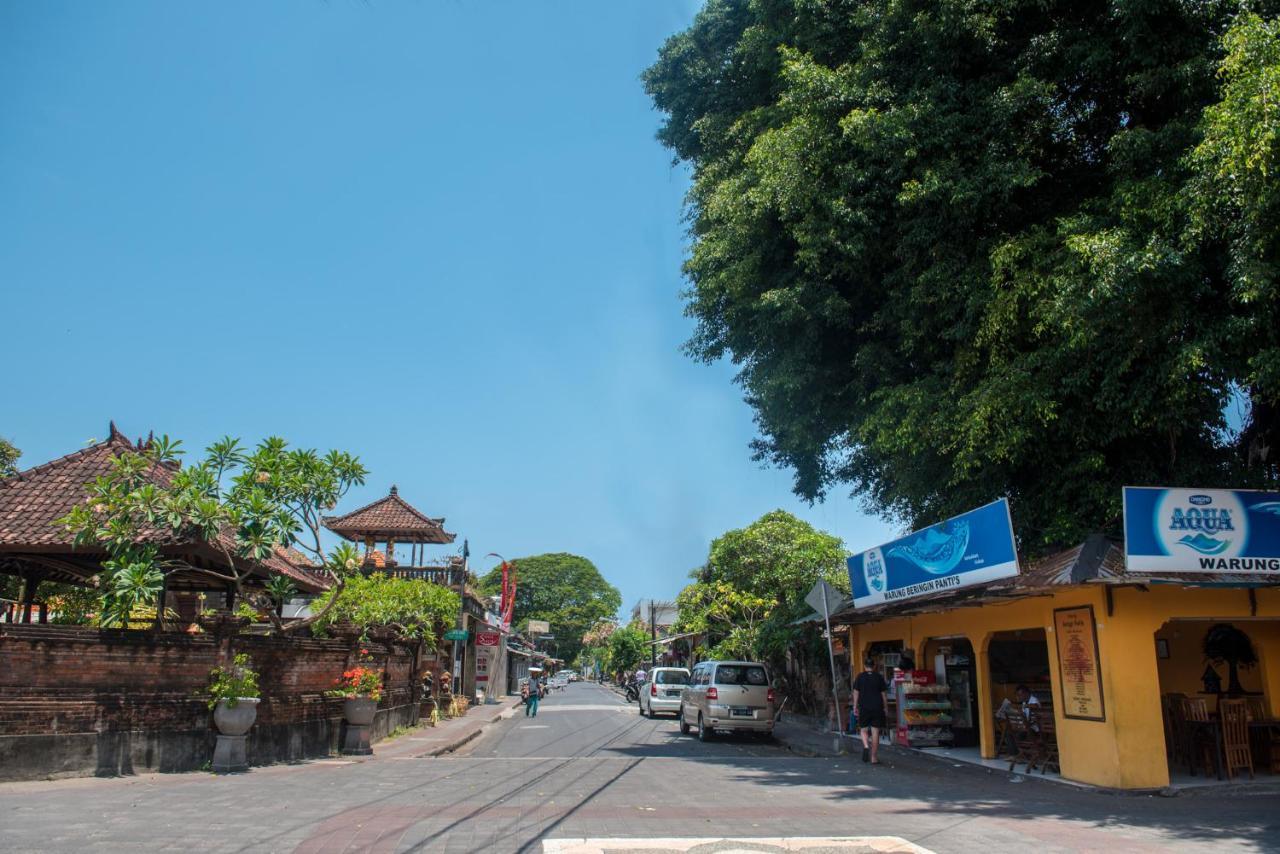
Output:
top-left (543, 837), bottom-right (933, 853)
top-left (533, 704), bottom-right (634, 712)
top-left (521, 725), bottom-right (550, 729)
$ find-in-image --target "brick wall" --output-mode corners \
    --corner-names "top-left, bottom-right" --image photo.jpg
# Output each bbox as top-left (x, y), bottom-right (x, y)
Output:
top-left (0, 624), bottom-right (424, 780)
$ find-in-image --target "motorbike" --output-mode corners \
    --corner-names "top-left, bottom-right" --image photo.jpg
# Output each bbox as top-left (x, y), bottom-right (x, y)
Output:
top-left (624, 679), bottom-right (640, 703)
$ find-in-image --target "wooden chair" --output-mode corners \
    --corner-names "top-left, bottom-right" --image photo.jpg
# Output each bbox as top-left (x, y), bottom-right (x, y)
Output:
top-left (1034, 712), bottom-right (1061, 775)
top-left (1006, 712), bottom-right (1038, 773)
top-left (1179, 697), bottom-right (1218, 776)
top-left (1220, 698), bottom-right (1255, 780)
top-left (1164, 693), bottom-right (1188, 768)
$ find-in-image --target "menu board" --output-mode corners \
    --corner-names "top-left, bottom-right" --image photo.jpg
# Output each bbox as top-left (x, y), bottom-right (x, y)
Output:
top-left (1054, 605), bottom-right (1106, 721)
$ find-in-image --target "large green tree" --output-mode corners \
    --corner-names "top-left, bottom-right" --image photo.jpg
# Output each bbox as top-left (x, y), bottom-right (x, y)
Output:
top-left (645, 0), bottom-right (1280, 552)
top-left (0, 437), bottom-right (19, 478)
top-left (477, 553), bottom-right (621, 664)
top-left (675, 510), bottom-right (846, 661)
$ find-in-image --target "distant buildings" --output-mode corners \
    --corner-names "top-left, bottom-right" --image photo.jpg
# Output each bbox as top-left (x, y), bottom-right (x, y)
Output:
top-left (630, 598), bottom-right (677, 632)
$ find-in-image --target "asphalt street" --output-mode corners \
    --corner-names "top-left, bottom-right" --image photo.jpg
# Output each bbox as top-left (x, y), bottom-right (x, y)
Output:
top-left (2, 681), bottom-right (1278, 853)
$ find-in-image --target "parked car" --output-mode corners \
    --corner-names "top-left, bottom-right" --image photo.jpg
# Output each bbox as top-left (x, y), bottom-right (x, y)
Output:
top-left (639, 666), bottom-right (690, 718)
top-left (679, 660), bottom-right (776, 741)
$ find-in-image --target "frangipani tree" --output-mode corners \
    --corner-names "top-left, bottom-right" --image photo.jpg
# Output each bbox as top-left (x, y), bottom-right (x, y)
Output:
top-left (61, 435), bottom-right (367, 633)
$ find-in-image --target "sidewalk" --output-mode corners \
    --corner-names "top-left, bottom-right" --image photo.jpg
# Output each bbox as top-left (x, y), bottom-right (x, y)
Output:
top-left (372, 697), bottom-right (521, 760)
top-left (773, 713), bottom-right (859, 758)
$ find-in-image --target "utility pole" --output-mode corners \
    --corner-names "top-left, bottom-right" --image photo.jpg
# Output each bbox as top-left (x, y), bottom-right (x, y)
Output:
top-left (650, 600), bottom-right (657, 667)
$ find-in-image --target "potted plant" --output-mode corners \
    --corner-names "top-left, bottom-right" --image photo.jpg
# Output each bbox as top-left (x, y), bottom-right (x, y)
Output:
top-left (207, 653), bottom-right (261, 773)
top-left (208, 653), bottom-right (262, 734)
top-left (327, 653), bottom-right (384, 755)
top-left (1203, 623), bottom-right (1258, 695)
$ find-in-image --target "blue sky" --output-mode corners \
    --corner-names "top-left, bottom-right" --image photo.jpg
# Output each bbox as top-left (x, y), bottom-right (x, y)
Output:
top-left (0, 1), bottom-right (896, 617)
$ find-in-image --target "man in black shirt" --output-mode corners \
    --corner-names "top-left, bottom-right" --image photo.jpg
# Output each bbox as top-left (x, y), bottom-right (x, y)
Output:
top-left (852, 657), bottom-right (890, 764)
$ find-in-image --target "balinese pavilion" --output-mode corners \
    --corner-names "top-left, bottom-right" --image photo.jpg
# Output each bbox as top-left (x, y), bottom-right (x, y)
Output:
top-left (321, 485), bottom-right (462, 584)
top-left (0, 423), bottom-right (325, 625)
top-left (322, 487), bottom-right (493, 700)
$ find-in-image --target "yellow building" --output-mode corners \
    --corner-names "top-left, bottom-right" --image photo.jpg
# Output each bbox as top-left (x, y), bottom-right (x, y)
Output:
top-left (837, 535), bottom-right (1280, 789)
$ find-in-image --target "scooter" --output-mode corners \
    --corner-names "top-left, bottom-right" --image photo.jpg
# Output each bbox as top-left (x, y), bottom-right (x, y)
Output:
top-left (624, 679), bottom-right (640, 703)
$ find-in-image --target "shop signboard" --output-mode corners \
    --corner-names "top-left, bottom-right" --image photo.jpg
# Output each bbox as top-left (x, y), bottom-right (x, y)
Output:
top-left (443, 629), bottom-right (470, 642)
top-left (476, 631), bottom-right (501, 647)
top-left (527, 619), bottom-right (550, 635)
top-left (1122, 486), bottom-right (1280, 573)
top-left (847, 499), bottom-right (1019, 608)
top-left (1053, 605), bottom-right (1105, 721)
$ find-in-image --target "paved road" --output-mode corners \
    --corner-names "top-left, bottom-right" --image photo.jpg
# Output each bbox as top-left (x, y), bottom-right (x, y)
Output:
top-left (2, 681), bottom-right (1279, 853)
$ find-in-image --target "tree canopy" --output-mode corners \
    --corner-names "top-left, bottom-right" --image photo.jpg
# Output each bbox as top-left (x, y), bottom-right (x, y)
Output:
top-left (645, 0), bottom-right (1280, 552)
top-left (312, 572), bottom-right (460, 644)
top-left (0, 437), bottom-right (19, 477)
top-left (61, 435), bottom-right (366, 631)
top-left (675, 510), bottom-right (846, 662)
top-left (477, 552), bottom-right (621, 664)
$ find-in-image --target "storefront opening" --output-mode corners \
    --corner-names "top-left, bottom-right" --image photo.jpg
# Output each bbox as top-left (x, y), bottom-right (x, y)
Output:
top-left (1155, 619), bottom-right (1280, 782)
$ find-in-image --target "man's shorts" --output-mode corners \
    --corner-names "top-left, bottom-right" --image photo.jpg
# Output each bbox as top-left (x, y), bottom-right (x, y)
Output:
top-left (858, 709), bottom-right (887, 729)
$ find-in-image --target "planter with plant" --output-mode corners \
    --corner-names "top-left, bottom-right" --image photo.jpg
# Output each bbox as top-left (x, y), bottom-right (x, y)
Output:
top-left (207, 653), bottom-right (261, 773)
top-left (327, 656), bottom-right (384, 755)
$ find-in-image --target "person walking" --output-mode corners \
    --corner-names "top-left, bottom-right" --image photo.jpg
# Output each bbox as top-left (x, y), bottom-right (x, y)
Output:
top-left (525, 670), bottom-right (542, 717)
top-left (852, 656), bottom-right (890, 765)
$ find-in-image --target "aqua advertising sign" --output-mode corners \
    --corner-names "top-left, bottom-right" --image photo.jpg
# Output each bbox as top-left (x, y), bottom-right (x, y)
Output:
top-left (847, 499), bottom-right (1020, 608)
top-left (1122, 487), bottom-right (1280, 573)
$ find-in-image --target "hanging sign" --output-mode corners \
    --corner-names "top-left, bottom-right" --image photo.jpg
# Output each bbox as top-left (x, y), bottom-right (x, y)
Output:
top-left (1054, 605), bottom-right (1105, 721)
top-left (848, 499), bottom-right (1019, 608)
top-left (476, 631), bottom-right (501, 647)
top-left (1122, 487), bottom-right (1280, 573)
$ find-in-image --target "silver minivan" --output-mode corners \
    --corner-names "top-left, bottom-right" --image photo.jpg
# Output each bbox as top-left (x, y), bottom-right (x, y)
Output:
top-left (678, 660), bottom-right (776, 741)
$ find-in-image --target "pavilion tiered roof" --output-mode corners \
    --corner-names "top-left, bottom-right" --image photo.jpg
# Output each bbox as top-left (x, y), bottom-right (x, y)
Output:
top-left (321, 485), bottom-right (455, 544)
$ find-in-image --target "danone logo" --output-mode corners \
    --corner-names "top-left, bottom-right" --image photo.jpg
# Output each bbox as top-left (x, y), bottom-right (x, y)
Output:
top-left (1188, 494), bottom-right (1213, 506)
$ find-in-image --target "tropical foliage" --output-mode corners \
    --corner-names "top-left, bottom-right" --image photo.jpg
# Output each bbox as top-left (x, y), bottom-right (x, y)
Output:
top-left (60, 435), bottom-right (366, 631)
top-left (207, 653), bottom-right (261, 709)
top-left (645, 0), bottom-right (1280, 552)
top-left (674, 510), bottom-right (846, 708)
top-left (312, 572), bottom-right (459, 644)
top-left (606, 622), bottom-right (651, 676)
top-left (477, 553), bottom-right (622, 664)
top-left (0, 437), bottom-right (19, 477)
top-left (327, 663), bottom-right (384, 701)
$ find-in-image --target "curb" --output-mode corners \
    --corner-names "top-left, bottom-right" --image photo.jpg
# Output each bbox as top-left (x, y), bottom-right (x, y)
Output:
top-left (411, 699), bottom-right (521, 758)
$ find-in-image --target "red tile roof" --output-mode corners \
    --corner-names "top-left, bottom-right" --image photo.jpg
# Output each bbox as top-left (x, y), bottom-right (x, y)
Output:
top-left (322, 485), bottom-right (456, 544)
top-left (0, 423), bottom-right (326, 592)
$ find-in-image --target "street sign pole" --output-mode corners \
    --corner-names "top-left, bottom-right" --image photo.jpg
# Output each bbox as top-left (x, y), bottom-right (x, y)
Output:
top-left (821, 591), bottom-right (842, 734)
top-left (807, 579), bottom-right (844, 735)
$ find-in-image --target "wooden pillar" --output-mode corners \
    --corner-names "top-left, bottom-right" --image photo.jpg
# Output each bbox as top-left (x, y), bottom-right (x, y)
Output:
top-left (154, 571), bottom-right (169, 631)
top-left (21, 575), bottom-right (40, 624)
top-left (225, 582), bottom-right (237, 612)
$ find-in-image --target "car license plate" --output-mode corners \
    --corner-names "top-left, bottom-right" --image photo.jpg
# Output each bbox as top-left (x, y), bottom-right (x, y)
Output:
top-left (731, 707), bottom-right (753, 717)
top-left (666, 690), bottom-right (682, 697)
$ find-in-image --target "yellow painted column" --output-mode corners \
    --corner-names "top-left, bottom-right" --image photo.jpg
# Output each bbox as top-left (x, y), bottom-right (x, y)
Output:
top-left (975, 632), bottom-right (996, 759)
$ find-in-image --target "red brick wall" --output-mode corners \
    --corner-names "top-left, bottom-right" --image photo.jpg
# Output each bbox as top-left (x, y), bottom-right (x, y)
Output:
top-left (0, 624), bottom-right (424, 776)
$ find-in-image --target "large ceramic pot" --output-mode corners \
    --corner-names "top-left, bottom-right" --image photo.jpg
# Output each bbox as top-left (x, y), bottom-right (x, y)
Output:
top-left (343, 697), bottom-right (378, 726)
top-left (213, 697), bottom-right (260, 736)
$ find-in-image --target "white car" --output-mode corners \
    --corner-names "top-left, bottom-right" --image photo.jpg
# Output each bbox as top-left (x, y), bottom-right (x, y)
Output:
top-left (639, 667), bottom-right (691, 717)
